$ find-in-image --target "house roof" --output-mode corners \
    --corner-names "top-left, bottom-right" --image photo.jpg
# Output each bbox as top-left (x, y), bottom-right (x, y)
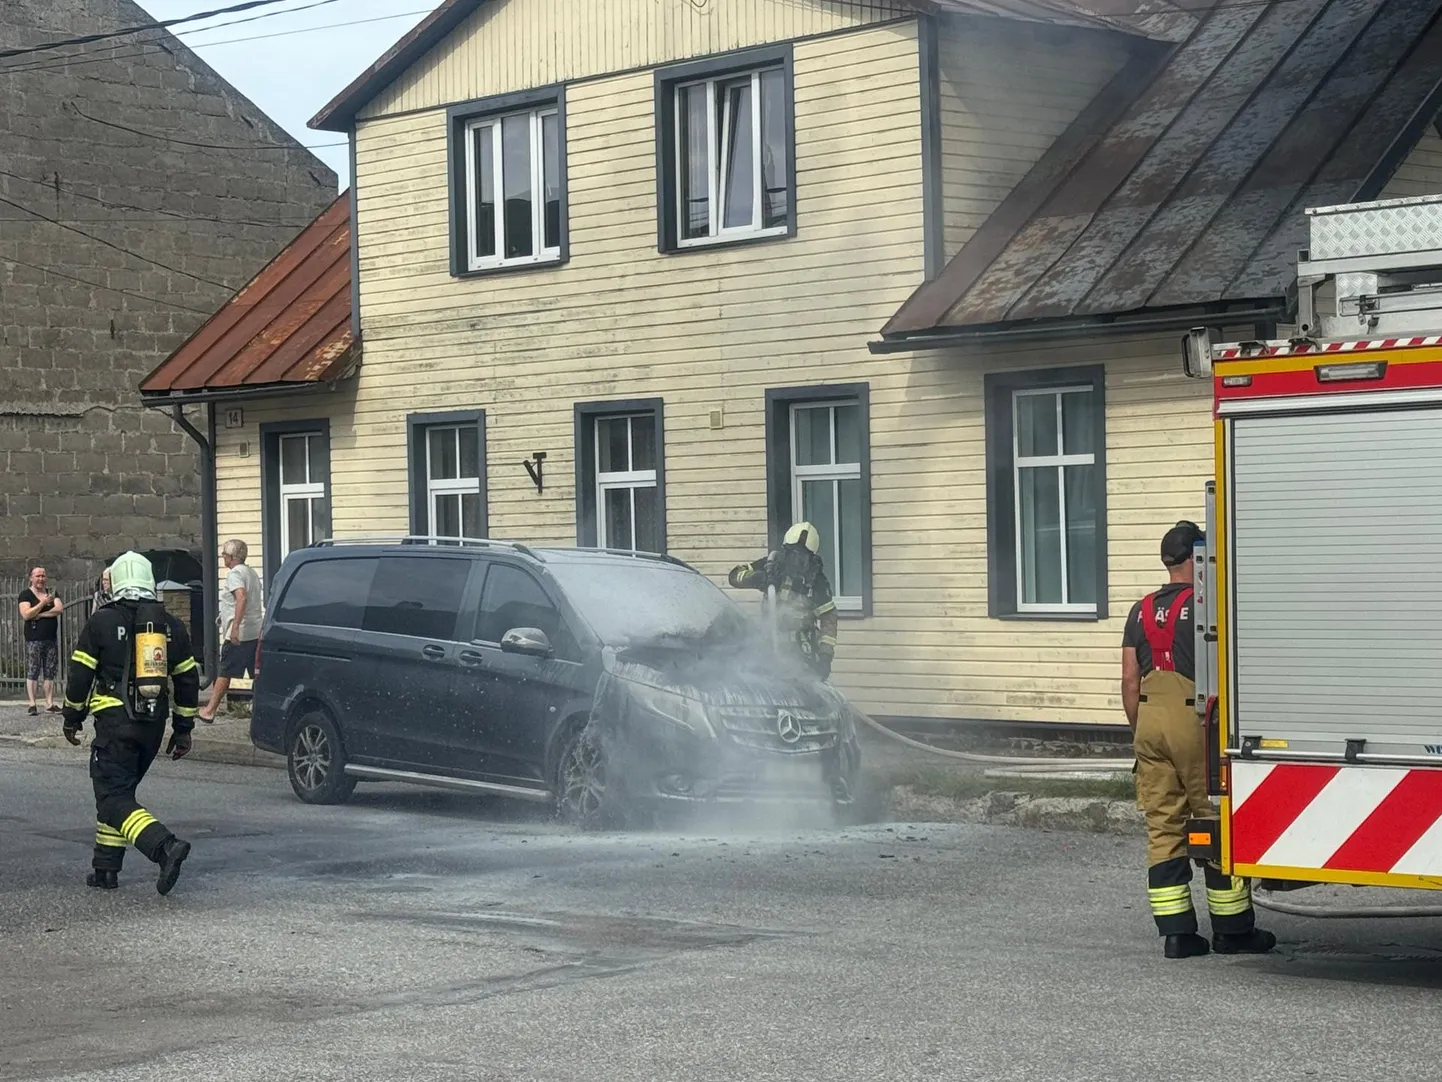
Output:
top-left (140, 194), bottom-right (357, 399)
top-left (308, 0), bottom-right (1190, 132)
top-left (882, 0), bottom-right (1442, 344)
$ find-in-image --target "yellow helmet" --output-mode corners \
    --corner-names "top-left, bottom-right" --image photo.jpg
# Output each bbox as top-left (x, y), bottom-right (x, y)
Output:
top-left (783, 521), bottom-right (820, 554)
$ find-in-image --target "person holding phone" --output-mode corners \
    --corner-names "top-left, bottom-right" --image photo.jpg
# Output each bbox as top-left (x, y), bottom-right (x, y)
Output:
top-left (18, 566), bottom-right (64, 715)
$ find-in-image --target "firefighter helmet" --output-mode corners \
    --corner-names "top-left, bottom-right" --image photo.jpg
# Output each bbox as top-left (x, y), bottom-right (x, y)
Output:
top-left (783, 521), bottom-right (821, 554)
top-left (108, 550), bottom-right (157, 600)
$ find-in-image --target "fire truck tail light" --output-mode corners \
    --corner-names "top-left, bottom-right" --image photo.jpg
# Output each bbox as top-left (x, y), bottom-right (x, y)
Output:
top-left (1221, 375), bottom-right (1252, 387)
top-left (1315, 361), bottom-right (1387, 383)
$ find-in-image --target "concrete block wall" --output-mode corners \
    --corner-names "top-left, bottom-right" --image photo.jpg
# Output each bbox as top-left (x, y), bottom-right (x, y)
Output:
top-left (0, 0), bottom-right (338, 585)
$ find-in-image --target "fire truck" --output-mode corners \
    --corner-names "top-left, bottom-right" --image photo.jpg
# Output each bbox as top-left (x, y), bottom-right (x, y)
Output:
top-left (1181, 193), bottom-right (1442, 897)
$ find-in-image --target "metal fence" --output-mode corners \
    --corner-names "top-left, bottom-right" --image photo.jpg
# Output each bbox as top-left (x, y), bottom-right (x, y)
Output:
top-left (0, 576), bottom-right (94, 690)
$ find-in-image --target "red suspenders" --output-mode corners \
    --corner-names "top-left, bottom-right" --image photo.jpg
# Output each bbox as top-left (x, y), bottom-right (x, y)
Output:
top-left (1139, 587), bottom-right (1193, 673)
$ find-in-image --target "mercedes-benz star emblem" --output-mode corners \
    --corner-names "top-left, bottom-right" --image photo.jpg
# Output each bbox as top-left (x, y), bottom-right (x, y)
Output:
top-left (776, 710), bottom-right (802, 744)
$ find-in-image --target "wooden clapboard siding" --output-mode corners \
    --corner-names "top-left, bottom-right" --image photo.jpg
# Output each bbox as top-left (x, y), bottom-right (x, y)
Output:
top-left (214, 390), bottom-right (358, 587)
top-left (360, 0), bottom-right (914, 119)
top-left (212, 9), bottom-right (1224, 726)
top-left (1380, 126), bottom-right (1442, 199)
top-left (934, 16), bottom-right (1132, 260)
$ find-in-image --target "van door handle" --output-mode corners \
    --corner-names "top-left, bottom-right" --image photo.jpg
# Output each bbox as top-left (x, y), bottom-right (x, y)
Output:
top-left (459, 650), bottom-right (485, 667)
top-left (421, 644), bottom-right (446, 660)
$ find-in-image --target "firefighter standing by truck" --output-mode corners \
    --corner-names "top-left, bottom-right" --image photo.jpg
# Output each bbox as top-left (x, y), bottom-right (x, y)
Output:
top-left (1122, 522), bottom-right (1275, 959)
top-left (729, 521), bottom-right (838, 680)
top-left (61, 551), bottom-right (199, 894)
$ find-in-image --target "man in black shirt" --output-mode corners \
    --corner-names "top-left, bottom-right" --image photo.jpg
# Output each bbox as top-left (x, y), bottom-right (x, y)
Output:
top-left (1123, 522), bottom-right (1273, 959)
top-left (18, 566), bottom-right (64, 715)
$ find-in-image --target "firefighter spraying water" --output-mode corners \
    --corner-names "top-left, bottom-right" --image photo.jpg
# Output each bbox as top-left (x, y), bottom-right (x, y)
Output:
top-left (728, 522), bottom-right (838, 681)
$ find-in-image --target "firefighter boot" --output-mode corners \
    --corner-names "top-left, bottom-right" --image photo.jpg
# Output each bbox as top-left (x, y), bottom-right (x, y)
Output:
top-left (86, 870), bottom-right (119, 890)
top-left (155, 836), bottom-right (191, 896)
top-left (1213, 929), bottom-right (1277, 955)
top-left (1163, 933), bottom-right (1211, 959)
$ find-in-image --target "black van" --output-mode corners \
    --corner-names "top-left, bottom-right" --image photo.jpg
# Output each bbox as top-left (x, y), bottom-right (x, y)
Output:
top-left (251, 539), bottom-right (861, 826)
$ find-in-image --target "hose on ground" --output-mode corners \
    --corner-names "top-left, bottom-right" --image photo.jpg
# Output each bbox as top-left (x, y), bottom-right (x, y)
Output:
top-left (1253, 891), bottom-right (1442, 919)
top-left (857, 711), bottom-right (1134, 772)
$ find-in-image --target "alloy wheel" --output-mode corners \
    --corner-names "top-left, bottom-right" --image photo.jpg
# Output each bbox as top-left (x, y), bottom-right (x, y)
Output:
top-left (560, 735), bottom-right (606, 825)
top-left (294, 724), bottom-right (331, 793)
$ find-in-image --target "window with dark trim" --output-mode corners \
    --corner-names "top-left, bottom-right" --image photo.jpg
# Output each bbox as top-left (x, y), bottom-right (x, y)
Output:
top-left (985, 366), bottom-right (1108, 620)
top-left (574, 399), bottom-right (666, 552)
top-left (765, 384), bottom-right (871, 616)
top-left (448, 85), bottom-right (568, 277)
top-left (407, 410), bottom-right (488, 541)
top-left (654, 44), bottom-right (795, 253)
top-left (260, 419), bottom-right (331, 590)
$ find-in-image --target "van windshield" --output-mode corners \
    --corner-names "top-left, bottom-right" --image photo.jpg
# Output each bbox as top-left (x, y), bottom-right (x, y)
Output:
top-left (544, 560), bottom-right (748, 647)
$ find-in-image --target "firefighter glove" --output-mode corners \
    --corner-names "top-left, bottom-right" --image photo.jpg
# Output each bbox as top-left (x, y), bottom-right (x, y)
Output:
top-left (62, 717), bottom-right (83, 746)
top-left (166, 729), bottom-right (192, 760)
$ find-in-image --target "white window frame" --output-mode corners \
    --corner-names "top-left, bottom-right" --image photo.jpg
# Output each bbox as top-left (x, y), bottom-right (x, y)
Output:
top-left (426, 425), bottom-right (482, 541)
top-left (278, 433), bottom-right (324, 561)
top-left (674, 67), bottom-right (787, 248)
top-left (1012, 386), bottom-right (1097, 615)
top-left (464, 106), bottom-right (560, 271)
top-left (595, 414), bottom-right (658, 552)
top-left (789, 402), bottom-right (862, 613)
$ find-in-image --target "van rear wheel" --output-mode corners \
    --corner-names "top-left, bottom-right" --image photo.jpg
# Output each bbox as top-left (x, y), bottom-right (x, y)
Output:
top-left (287, 710), bottom-right (356, 805)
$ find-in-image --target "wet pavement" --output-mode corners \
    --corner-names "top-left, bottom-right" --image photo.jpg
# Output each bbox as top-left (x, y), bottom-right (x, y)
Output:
top-left (5, 744), bottom-right (1442, 1082)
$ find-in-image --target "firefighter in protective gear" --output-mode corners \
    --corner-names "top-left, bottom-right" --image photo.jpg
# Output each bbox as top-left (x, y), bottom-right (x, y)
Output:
top-left (61, 551), bottom-right (199, 894)
top-left (728, 521), bottom-right (838, 679)
top-left (1123, 522), bottom-right (1275, 959)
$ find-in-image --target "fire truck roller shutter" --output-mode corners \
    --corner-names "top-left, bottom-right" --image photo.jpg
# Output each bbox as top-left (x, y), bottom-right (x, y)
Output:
top-left (1230, 405), bottom-right (1442, 758)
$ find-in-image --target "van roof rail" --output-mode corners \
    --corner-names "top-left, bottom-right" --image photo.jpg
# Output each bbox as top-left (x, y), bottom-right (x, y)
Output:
top-left (312, 536), bottom-right (542, 560)
top-left (566, 546), bottom-right (692, 569)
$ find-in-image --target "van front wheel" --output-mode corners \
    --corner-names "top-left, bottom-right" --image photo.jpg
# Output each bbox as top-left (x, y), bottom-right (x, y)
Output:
top-left (556, 727), bottom-right (635, 830)
top-left (287, 710), bottom-right (356, 805)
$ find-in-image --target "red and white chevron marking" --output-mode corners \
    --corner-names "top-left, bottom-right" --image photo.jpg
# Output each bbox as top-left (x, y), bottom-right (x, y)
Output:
top-left (1230, 761), bottom-right (1442, 875)
top-left (1215, 336), bottom-right (1442, 359)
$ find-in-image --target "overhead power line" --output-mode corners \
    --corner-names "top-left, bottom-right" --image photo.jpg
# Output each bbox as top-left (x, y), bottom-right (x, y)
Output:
top-left (1, 255), bottom-right (217, 316)
top-left (0, 194), bottom-right (233, 289)
top-left (66, 101), bottom-right (348, 151)
top-left (0, 0), bottom-right (334, 62)
top-left (0, 168), bottom-right (318, 227)
top-left (0, 0), bottom-right (412, 76)
top-left (0, 0), bottom-right (354, 76)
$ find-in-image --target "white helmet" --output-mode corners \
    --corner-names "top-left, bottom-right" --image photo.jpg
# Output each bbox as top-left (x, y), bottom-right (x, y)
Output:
top-left (783, 521), bottom-right (820, 554)
top-left (109, 550), bottom-right (157, 601)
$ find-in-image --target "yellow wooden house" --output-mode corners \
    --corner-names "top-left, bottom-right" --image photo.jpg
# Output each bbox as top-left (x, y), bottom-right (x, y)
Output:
top-left (143, 0), bottom-right (1442, 729)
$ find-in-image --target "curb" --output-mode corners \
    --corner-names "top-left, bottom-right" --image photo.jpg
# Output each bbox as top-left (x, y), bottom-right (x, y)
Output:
top-left (888, 785), bottom-right (1144, 835)
top-left (3, 731), bottom-right (284, 770)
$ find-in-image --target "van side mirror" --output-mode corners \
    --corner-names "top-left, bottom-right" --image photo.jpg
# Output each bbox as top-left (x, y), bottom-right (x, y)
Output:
top-left (501, 627), bottom-right (553, 658)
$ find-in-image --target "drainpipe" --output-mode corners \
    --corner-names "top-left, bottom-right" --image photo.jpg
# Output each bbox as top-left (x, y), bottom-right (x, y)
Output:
top-left (166, 402), bottom-right (219, 682)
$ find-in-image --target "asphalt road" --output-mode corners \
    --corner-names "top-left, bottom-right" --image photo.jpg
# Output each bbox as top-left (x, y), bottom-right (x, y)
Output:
top-left (4, 746), bottom-right (1442, 1082)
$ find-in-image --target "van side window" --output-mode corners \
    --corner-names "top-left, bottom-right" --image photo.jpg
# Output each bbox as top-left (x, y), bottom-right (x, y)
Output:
top-left (362, 556), bottom-right (470, 640)
top-left (275, 557), bottom-right (378, 629)
top-left (476, 564), bottom-right (577, 659)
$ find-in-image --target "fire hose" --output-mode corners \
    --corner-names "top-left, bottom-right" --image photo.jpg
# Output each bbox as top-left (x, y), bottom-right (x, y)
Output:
top-left (855, 710), bottom-right (1135, 772)
top-left (761, 587), bottom-right (1132, 773)
top-left (1251, 891), bottom-right (1442, 919)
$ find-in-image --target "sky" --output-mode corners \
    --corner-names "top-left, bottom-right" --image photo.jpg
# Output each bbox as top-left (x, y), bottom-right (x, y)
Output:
top-left (139, 0), bottom-right (436, 187)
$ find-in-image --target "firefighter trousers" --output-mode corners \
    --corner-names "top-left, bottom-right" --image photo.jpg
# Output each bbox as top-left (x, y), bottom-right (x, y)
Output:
top-left (89, 708), bottom-right (174, 873)
top-left (1134, 671), bottom-right (1255, 936)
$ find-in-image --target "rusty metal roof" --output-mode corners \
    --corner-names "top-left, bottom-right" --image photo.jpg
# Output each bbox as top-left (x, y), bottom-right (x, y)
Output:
top-left (883, 0), bottom-right (1442, 343)
top-left (309, 0), bottom-right (1181, 132)
top-left (140, 194), bottom-right (357, 397)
